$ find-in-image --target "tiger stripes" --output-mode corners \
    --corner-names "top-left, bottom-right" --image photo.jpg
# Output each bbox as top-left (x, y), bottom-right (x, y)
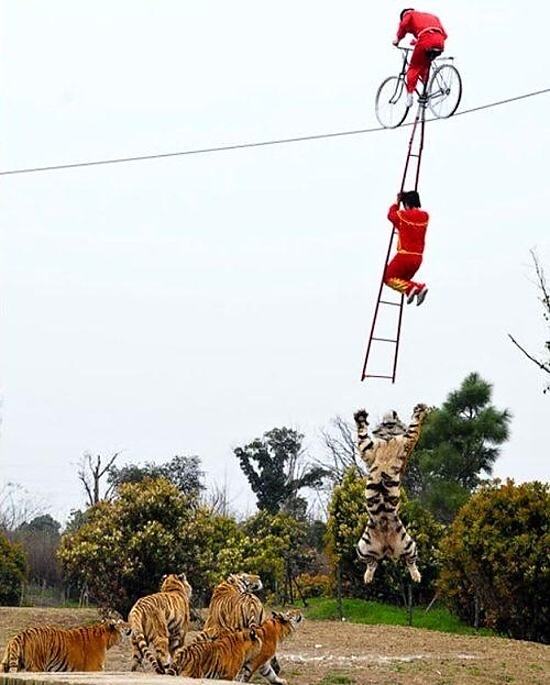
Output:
top-left (166, 627), bottom-right (261, 679)
top-left (354, 403), bottom-right (429, 584)
top-left (239, 610), bottom-right (303, 684)
top-left (128, 572), bottom-right (192, 674)
top-left (0, 619), bottom-right (128, 673)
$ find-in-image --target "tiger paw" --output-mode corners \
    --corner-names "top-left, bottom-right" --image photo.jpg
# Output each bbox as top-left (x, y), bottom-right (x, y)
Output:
top-left (408, 566), bottom-right (422, 583)
top-left (363, 567), bottom-right (376, 584)
top-left (354, 409), bottom-right (369, 426)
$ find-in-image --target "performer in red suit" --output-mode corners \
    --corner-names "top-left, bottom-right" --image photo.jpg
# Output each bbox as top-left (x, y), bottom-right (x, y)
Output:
top-left (385, 191), bottom-right (429, 305)
top-left (392, 9), bottom-right (448, 106)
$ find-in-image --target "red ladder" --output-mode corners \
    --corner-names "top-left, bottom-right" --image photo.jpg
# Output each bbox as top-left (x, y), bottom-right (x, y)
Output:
top-left (360, 93), bottom-right (428, 383)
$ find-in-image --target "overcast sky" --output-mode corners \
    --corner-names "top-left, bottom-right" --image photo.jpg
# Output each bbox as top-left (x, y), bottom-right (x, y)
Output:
top-left (1, 1), bottom-right (549, 523)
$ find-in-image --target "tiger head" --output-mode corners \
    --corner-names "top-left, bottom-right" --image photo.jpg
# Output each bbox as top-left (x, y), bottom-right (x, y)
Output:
top-left (99, 609), bottom-right (132, 645)
top-left (228, 572), bottom-right (263, 594)
top-left (372, 410), bottom-right (407, 440)
top-left (271, 609), bottom-right (304, 631)
top-left (161, 573), bottom-right (192, 598)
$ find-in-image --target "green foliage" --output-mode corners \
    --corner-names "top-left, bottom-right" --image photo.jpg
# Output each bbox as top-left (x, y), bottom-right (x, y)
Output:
top-left (295, 573), bottom-right (332, 599)
top-left (108, 455), bottom-right (204, 498)
top-left (438, 480), bottom-right (550, 643)
top-left (404, 373), bottom-right (511, 522)
top-left (325, 468), bottom-right (444, 604)
top-left (235, 427), bottom-right (327, 514)
top-left (58, 478), bottom-right (217, 613)
top-left (304, 597), bottom-right (494, 635)
top-left (0, 533), bottom-right (26, 605)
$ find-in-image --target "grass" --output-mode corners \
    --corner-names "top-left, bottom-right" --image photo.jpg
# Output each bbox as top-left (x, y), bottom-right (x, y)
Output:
top-left (318, 674), bottom-right (355, 685)
top-left (303, 597), bottom-right (494, 636)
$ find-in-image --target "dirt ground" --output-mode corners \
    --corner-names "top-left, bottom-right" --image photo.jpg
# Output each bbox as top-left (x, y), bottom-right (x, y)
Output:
top-left (0, 607), bottom-right (548, 685)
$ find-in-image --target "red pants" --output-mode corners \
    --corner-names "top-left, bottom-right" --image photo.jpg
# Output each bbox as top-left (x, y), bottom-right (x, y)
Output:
top-left (384, 253), bottom-right (424, 295)
top-left (406, 34), bottom-right (445, 93)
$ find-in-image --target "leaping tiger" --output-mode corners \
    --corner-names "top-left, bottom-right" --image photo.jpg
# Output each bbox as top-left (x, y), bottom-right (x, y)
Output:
top-left (354, 403), bottom-right (428, 584)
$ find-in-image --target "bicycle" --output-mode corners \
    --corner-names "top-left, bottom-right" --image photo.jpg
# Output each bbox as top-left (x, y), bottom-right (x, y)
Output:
top-left (375, 46), bottom-right (462, 128)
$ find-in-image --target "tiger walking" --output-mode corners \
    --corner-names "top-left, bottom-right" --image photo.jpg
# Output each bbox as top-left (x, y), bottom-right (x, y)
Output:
top-left (128, 572), bottom-right (192, 674)
top-left (0, 617), bottom-right (129, 672)
top-left (354, 404), bottom-right (428, 584)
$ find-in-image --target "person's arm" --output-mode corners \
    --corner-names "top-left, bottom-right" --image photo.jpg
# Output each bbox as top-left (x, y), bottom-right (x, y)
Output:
top-left (394, 14), bottom-right (410, 43)
top-left (387, 196), bottom-right (401, 225)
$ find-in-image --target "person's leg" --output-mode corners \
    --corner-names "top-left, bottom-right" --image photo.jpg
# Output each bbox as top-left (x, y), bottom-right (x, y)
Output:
top-left (384, 254), bottom-right (423, 296)
top-left (417, 35), bottom-right (445, 91)
top-left (406, 43), bottom-right (428, 94)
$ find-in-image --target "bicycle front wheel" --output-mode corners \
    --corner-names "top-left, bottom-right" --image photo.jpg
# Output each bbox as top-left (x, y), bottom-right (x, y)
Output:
top-left (375, 76), bottom-right (410, 128)
top-left (428, 64), bottom-right (462, 119)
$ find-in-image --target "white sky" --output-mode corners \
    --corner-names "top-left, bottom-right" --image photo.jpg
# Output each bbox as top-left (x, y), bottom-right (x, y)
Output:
top-left (1, 1), bottom-right (549, 523)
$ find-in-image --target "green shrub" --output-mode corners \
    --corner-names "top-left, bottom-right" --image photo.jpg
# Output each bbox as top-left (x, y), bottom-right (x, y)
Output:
top-left (438, 479), bottom-right (550, 643)
top-left (295, 573), bottom-right (332, 599)
top-left (0, 533), bottom-right (26, 605)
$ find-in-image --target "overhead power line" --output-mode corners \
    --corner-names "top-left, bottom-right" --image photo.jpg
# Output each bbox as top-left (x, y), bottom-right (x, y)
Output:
top-left (0, 87), bottom-right (548, 177)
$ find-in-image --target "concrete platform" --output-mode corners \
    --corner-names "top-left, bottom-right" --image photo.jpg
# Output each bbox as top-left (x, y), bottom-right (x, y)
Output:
top-left (0, 673), bottom-right (234, 685)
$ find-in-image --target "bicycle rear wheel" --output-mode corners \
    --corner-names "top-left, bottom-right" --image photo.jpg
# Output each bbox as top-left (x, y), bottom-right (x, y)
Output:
top-left (427, 64), bottom-right (462, 119)
top-left (375, 76), bottom-right (410, 128)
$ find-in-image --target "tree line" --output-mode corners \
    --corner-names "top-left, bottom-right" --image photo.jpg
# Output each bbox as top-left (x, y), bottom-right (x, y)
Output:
top-left (0, 371), bottom-right (548, 643)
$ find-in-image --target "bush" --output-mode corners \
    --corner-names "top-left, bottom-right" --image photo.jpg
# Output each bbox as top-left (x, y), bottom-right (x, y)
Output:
top-left (0, 533), bottom-right (26, 605)
top-left (295, 573), bottom-right (332, 599)
top-left (58, 478), bottom-right (224, 613)
top-left (438, 479), bottom-right (550, 643)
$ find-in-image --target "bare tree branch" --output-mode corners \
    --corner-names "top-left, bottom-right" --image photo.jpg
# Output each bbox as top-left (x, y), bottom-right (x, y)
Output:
top-left (78, 452), bottom-right (120, 507)
top-left (508, 334), bottom-right (550, 374)
top-left (509, 251), bottom-right (550, 389)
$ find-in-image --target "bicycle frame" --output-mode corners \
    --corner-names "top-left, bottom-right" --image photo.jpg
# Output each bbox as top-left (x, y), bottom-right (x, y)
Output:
top-left (394, 46), bottom-right (455, 104)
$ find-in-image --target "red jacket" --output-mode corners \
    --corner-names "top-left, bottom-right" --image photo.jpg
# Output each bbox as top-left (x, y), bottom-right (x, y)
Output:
top-left (388, 204), bottom-right (429, 255)
top-left (396, 11), bottom-right (447, 42)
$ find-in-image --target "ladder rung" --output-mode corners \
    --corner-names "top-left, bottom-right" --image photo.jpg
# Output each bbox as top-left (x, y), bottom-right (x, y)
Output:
top-left (409, 154), bottom-right (420, 158)
top-left (365, 374), bottom-right (394, 379)
top-left (380, 299), bottom-right (402, 307)
top-left (372, 337), bottom-right (398, 343)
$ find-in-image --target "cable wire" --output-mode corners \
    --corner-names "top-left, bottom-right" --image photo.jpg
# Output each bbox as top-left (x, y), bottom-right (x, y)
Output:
top-left (1, 87), bottom-right (548, 177)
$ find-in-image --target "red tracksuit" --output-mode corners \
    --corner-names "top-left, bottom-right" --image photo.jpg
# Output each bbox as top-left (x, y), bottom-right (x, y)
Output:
top-left (396, 11), bottom-right (448, 93)
top-left (384, 204), bottom-right (429, 295)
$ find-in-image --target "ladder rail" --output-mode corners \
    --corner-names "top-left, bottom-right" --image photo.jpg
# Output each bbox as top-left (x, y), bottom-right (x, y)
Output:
top-left (361, 68), bottom-right (433, 383)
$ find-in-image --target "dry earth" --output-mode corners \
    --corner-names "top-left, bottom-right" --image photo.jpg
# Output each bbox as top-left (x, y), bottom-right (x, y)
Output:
top-left (0, 607), bottom-right (548, 685)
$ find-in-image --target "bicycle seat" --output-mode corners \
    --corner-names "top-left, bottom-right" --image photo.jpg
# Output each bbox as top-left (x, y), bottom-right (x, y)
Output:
top-left (426, 48), bottom-right (443, 61)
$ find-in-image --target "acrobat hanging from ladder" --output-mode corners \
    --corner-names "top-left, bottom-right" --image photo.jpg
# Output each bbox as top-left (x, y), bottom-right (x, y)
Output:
top-left (361, 8), bottom-right (461, 383)
top-left (385, 190), bottom-right (429, 306)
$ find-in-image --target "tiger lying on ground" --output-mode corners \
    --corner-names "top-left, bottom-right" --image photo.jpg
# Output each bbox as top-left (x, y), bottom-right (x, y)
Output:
top-left (354, 403), bottom-right (428, 584)
top-left (128, 572), bottom-right (192, 674)
top-left (0, 616), bottom-right (129, 672)
top-left (166, 627), bottom-right (262, 679)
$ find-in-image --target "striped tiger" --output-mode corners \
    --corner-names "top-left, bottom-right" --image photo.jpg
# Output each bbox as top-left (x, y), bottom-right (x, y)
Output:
top-left (203, 573), bottom-right (265, 632)
top-left (128, 572), bottom-right (192, 674)
top-left (166, 627), bottom-right (262, 679)
top-left (203, 572), bottom-right (281, 679)
top-left (354, 403), bottom-right (428, 584)
top-left (239, 610), bottom-right (303, 684)
top-left (0, 617), bottom-right (129, 672)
